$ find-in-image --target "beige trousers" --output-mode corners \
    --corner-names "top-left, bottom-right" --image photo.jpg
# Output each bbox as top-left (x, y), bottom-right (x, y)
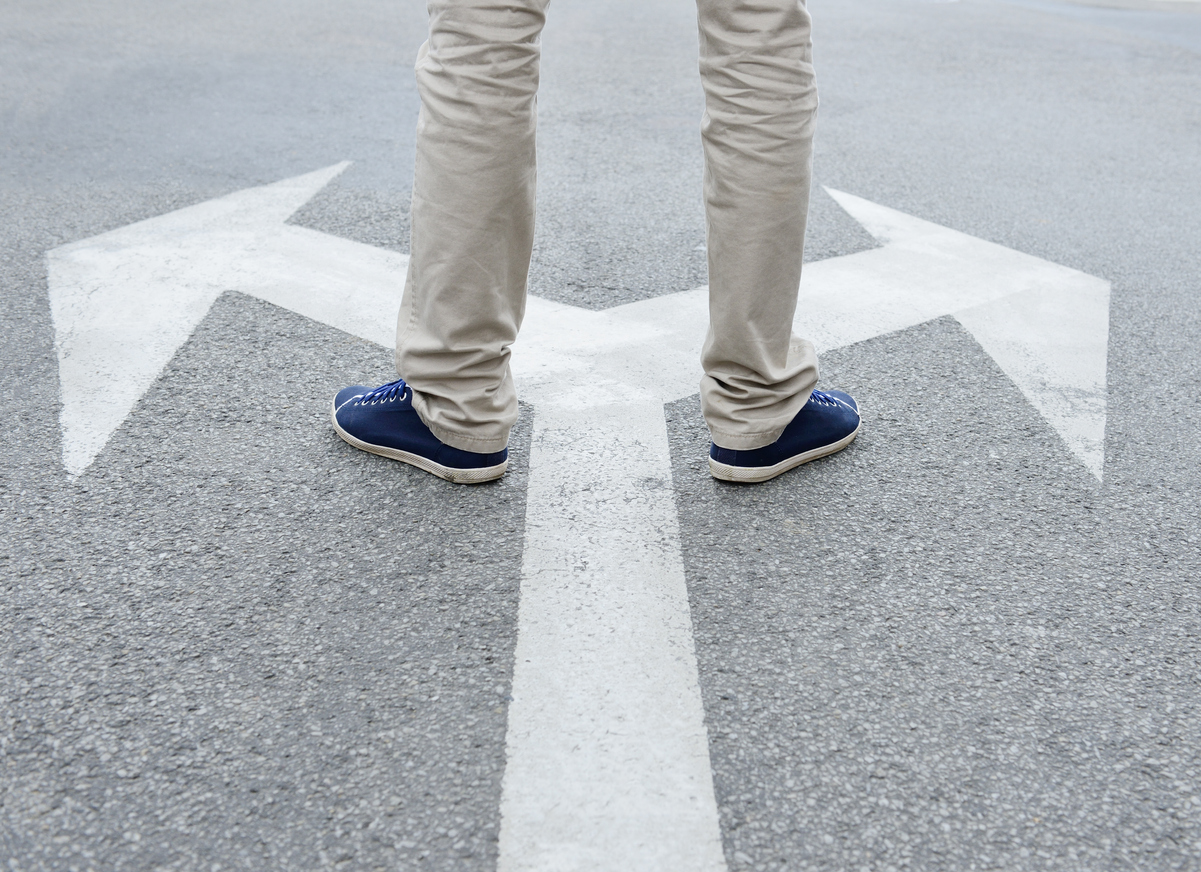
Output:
top-left (396, 0), bottom-right (819, 454)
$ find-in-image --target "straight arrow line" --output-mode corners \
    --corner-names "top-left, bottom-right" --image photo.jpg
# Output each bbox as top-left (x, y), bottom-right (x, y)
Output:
top-left (499, 403), bottom-right (726, 872)
top-left (233, 224), bottom-right (405, 350)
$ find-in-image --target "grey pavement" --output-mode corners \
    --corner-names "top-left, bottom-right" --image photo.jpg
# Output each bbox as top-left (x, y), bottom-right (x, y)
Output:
top-left (3, 0), bottom-right (1201, 869)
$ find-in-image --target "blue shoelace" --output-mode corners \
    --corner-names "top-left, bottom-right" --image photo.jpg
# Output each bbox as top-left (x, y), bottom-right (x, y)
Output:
top-left (359, 378), bottom-right (409, 404)
top-left (809, 389), bottom-right (840, 407)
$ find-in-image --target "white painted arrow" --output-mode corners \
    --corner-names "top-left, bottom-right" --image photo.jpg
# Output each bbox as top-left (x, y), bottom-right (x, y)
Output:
top-left (48, 166), bottom-right (1110, 481)
top-left (817, 190), bottom-right (1109, 478)
top-left (46, 166), bottom-right (1110, 871)
top-left (47, 161), bottom-right (403, 476)
top-left (492, 194), bottom-right (1110, 872)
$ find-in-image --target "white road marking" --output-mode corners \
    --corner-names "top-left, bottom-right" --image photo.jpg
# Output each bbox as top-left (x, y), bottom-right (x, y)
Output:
top-left (47, 162), bottom-right (399, 476)
top-left (820, 190), bottom-right (1110, 478)
top-left (46, 165), bottom-right (1113, 868)
top-left (499, 398), bottom-right (726, 871)
top-left (499, 297), bottom-right (726, 871)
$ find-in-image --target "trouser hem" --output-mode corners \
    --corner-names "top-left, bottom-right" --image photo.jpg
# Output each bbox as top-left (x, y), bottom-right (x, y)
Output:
top-left (411, 390), bottom-right (511, 455)
top-left (707, 425), bottom-right (789, 452)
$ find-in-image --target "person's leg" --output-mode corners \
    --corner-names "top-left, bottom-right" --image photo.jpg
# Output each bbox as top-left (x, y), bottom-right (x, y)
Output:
top-left (395, 0), bottom-right (550, 455)
top-left (330, 0), bottom-right (546, 483)
top-left (696, 0), bottom-right (821, 452)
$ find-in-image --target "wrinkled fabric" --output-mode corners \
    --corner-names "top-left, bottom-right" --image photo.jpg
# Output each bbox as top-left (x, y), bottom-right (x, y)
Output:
top-left (397, 0), bottom-right (819, 453)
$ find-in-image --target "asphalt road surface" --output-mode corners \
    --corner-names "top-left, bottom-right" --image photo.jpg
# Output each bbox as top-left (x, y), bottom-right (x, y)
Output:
top-left (3, 0), bottom-right (1201, 870)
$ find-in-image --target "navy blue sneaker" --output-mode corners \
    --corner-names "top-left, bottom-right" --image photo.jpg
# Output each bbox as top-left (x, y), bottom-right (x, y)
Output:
top-left (331, 378), bottom-right (508, 484)
top-left (709, 389), bottom-right (860, 483)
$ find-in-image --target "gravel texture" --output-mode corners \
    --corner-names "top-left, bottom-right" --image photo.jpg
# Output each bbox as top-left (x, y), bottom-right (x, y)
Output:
top-left (2, 0), bottom-right (1200, 868)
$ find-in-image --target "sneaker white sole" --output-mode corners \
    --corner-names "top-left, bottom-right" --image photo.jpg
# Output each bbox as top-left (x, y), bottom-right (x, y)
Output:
top-left (708, 421), bottom-right (860, 484)
top-left (330, 403), bottom-right (507, 484)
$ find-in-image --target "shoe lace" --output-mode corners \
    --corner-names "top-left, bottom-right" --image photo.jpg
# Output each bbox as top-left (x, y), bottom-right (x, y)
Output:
top-left (809, 389), bottom-right (839, 407)
top-left (360, 378), bottom-right (409, 404)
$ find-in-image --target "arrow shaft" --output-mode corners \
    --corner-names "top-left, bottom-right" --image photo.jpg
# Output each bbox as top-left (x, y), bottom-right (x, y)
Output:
top-left (237, 226), bottom-right (408, 350)
top-left (499, 402), bottom-right (725, 872)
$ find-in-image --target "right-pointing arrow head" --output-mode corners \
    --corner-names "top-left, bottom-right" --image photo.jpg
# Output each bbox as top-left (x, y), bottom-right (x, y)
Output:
top-left (812, 190), bottom-right (1110, 480)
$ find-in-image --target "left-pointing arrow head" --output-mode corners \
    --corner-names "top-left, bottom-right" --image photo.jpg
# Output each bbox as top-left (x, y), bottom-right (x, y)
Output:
top-left (47, 162), bottom-right (412, 477)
